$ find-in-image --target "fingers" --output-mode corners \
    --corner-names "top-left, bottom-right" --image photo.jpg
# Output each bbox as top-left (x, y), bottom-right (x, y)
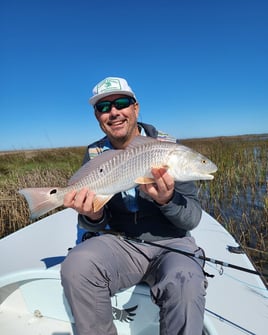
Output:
top-left (63, 189), bottom-right (77, 207)
top-left (151, 167), bottom-right (174, 192)
top-left (74, 188), bottom-right (91, 211)
top-left (64, 188), bottom-right (104, 221)
top-left (64, 188), bottom-right (94, 214)
top-left (140, 167), bottom-right (175, 205)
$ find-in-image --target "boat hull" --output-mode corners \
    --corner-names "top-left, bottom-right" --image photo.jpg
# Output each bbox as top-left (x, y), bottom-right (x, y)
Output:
top-left (0, 209), bottom-right (267, 334)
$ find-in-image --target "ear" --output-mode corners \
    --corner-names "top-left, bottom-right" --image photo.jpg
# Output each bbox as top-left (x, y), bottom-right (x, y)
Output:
top-left (134, 102), bottom-right (139, 119)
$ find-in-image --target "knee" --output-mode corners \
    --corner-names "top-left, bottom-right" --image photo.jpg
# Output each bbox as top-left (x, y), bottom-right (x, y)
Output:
top-left (152, 269), bottom-right (206, 304)
top-left (175, 270), bottom-right (206, 300)
top-left (61, 247), bottom-right (111, 291)
top-left (61, 247), bottom-right (93, 286)
top-left (61, 250), bottom-right (81, 287)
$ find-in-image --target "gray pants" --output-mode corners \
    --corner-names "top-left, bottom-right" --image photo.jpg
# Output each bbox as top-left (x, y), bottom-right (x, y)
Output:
top-left (61, 234), bottom-right (206, 335)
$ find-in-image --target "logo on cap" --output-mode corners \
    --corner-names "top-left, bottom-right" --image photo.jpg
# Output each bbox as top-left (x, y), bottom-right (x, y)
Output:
top-left (97, 78), bottom-right (122, 94)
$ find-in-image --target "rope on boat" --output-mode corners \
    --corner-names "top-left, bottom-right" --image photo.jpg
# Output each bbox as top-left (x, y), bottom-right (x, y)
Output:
top-left (205, 308), bottom-right (256, 335)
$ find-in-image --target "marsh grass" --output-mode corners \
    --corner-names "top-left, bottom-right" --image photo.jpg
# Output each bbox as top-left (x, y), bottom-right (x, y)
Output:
top-left (0, 136), bottom-right (267, 282)
top-left (182, 136), bottom-right (268, 281)
top-left (0, 147), bottom-right (85, 236)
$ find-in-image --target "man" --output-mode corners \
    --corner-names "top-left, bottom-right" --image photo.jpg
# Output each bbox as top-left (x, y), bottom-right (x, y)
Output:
top-left (61, 77), bottom-right (207, 335)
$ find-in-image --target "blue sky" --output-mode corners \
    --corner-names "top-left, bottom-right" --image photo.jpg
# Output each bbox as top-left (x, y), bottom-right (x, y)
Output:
top-left (1, 0), bottom-right (267, 151)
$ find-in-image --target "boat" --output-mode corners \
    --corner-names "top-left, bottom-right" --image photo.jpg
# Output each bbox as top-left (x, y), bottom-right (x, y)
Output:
top-left (0, 208), bottom-right (267, 334)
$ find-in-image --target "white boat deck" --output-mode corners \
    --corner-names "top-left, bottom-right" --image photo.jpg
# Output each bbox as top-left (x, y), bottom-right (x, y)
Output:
top-left (0, 209), bottom-right (267, 334)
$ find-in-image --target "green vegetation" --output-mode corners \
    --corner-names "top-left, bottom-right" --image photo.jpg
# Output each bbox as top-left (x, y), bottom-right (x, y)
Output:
top-left (182, 135), bottom-right (268, 282)
top-left (0, 136), bottom-right (267, 283)
top-left (0, 147), bottom-right (85, 237)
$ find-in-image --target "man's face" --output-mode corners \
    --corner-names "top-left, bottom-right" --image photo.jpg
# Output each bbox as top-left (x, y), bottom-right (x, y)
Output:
top-left (94, 94), bottom-right (140, 148)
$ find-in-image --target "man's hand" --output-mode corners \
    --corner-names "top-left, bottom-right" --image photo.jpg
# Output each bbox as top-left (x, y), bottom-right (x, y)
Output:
top-left (139, 167), bottom-right (175, 205)
top-left (64, 188), bottom-right (104, 221)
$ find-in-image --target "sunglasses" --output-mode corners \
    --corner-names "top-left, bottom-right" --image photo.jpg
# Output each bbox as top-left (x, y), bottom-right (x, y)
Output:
top-left (95, 97), bottom-right (136, 113)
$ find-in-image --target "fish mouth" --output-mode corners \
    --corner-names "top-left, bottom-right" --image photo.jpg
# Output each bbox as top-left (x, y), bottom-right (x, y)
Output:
top-left (203, 174), bottom-right (215, 180)
top-left (200, 168), bottom-right (217, 180)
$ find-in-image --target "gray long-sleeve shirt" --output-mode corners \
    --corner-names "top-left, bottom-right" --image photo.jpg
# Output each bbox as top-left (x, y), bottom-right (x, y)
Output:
top-left (78, 123), bottom-right (202, 241)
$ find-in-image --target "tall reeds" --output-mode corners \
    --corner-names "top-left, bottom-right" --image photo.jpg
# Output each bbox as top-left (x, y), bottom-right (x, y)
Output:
top-left (182, 136), bottom-right (268, 279)
top-left (0, 147), bottom-right (85, 236)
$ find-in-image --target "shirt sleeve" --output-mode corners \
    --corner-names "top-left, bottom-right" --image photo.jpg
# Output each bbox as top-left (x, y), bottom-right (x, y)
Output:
top-left (154, 181), bottom-right (202, 231)
top-left (78, 209), bottom-right (111, 231)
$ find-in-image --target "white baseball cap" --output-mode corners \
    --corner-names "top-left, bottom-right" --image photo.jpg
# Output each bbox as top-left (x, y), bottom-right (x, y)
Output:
top-left (89, 77), bottom-right (136, 106)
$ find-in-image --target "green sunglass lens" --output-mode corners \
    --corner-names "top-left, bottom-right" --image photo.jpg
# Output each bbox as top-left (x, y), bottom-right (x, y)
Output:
top-left (97, 102), bottom-right (111, 113)
top-left (114, 98), bottom-right (130, 109)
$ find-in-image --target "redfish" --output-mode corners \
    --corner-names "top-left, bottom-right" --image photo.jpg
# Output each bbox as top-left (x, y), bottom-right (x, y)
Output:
top-left (19, 136), bottom-right (217, 219)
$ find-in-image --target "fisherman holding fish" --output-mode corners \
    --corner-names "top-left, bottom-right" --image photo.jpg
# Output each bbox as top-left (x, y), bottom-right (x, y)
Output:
top-left (37, 77), bottom-right (216, 334)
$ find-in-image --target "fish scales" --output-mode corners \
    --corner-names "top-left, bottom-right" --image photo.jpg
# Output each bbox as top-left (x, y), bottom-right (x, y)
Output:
top-left (73, 142), bottom-right (170, 195)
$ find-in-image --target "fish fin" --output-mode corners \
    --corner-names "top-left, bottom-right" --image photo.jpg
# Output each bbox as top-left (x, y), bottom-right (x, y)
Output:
top-left (134, 163), bottom-right (169, 184)
top-left (135, 177), bottom-right (155, 184)
top-left (18, 187), bottom-right (63, 219)
top-left (127, 135), bottom-right (158, 149)
top-left (93, 194), bottom-right (114, 212)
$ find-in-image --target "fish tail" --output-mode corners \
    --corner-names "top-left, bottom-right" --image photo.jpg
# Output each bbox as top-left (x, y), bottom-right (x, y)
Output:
top-left (18, 187), bottom-right (64, 219)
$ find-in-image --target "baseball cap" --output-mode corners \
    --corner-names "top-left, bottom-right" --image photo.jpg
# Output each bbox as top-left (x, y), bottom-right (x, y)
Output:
top-left (89, 77), bottom-right (136, 106)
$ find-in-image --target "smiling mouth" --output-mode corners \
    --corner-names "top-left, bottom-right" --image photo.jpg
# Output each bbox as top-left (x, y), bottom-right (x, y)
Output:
top-left (108, 120), bottom-right (126, 127)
